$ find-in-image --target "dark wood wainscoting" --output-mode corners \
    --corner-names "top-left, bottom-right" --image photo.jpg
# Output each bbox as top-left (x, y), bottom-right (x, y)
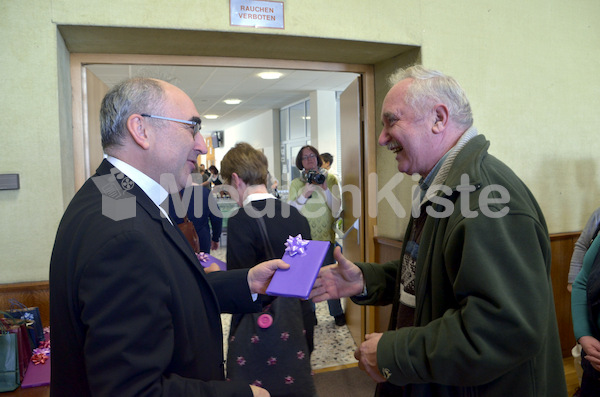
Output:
top-left (0, 281), bottom-right (50, 396)
top-left (373, 232), bottom-right (580, 357)
top-left (0, 281), bottom-right (50, 327)
top-left (550, 232), bottom-right (580, 357)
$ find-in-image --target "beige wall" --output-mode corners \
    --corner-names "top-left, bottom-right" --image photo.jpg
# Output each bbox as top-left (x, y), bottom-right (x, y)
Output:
top-left (1, 0), bottom-right (599, 282)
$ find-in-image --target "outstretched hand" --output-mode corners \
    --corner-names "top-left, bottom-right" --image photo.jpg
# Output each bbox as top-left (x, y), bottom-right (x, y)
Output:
top-left (247, 259), bottom-right (290, 295)
top-left (309, 246), bottom-right (364, 302)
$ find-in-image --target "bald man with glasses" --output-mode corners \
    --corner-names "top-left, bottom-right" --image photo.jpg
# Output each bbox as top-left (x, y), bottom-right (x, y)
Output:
top-left (50, 77), bottom-right (284, 397)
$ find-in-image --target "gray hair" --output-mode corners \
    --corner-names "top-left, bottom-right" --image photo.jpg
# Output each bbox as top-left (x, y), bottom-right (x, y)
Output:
top-left (388, 65), bottom-right (473, 129)
top-left (100, 78), bottom-right (166, 149)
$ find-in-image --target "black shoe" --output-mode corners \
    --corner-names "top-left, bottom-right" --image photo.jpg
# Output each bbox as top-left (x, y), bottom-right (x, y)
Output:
top-left (334, 314), bottom-right (346, 326)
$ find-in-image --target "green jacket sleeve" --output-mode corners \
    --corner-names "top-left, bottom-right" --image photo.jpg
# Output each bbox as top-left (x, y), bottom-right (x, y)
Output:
top-left (351, 260), bottom-right (399, 306)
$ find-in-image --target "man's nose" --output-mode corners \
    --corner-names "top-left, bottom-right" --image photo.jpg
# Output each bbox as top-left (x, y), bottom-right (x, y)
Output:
top-left (378, 129), bottom-right (389, 146)
top-left (195, 133), bottom-right (208, 154)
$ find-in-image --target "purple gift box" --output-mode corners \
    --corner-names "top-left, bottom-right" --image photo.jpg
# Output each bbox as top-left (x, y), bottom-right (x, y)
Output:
top-left (21, 355), bottom-right (50, 388)
top-left (266, 236), bottom-right (330, 299)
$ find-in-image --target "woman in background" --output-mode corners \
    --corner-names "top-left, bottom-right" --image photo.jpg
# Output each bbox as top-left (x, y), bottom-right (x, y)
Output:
top-left (288, 145), bottom-right (345, 326)
top-left (221, 142), bottom-right (316, 397)
top-left (572, 232), bottom-right (600, 396)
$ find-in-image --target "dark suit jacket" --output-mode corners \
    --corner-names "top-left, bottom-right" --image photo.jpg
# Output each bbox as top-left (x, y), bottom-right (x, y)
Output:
top-left (49, 159), bottom-right (259, 396)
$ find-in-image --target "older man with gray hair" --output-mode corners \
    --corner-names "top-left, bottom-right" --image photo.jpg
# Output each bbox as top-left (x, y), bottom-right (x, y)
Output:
top-left (310, 65), bottom-right (566, 396)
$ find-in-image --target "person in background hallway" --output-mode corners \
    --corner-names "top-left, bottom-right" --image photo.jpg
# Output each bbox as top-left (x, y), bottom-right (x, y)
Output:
top-left (49, 77), bottom-right (287, 397)
top-left (167, 183), bottom-right (223, 253)
top-left (266, 171), bottom-right (280, 199)
top-left (568, 207), bottom-right (600, 292)
top-left (309, 65), bottom-right (567, 396)
top-left (568, 207), bottom-right (600, 397)
top-left (221, 142), bottom-right (316, 396)
top-left (289, 145), bottom-right (345, 326)
top-left (319, 152), bottom-right (342, 210)
top-left (320, 152), bottom-right (333, 171)
top-left (208, 165), bottom-right (227, 197)
top-left (208, 165), bottom-right (224, 187)
top-left (191, 163), bottom-right (208, 185)
top-left (572, 233), bottom-right (600, 396)
top-left (199, 163), bottom-right (212, 185)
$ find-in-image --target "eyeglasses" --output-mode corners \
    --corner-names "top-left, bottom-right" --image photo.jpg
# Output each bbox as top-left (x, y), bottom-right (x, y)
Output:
top-left (141, 114), bottom-right (202, 137)
top-left (302, 153), bottom-right (317, 161)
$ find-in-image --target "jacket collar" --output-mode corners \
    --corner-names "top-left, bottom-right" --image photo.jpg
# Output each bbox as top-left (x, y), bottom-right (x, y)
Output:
top-left (416, 128), bottom-right (487, 207)
top-left (442, 132), bottom-right (490, 190)
top-left (95, 159), bottom-right (205, 273)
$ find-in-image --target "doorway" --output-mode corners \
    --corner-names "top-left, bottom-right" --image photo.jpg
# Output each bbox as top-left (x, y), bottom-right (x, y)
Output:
top-left (70, 53), bottom-right (375, 346)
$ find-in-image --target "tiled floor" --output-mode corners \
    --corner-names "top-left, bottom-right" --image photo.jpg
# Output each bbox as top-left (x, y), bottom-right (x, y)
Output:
top-left (212, 246), bottom-right (358, 370)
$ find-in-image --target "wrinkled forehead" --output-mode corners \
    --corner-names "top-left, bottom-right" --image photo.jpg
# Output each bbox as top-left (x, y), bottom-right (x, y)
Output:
top-left (381, 80), bottom-right (412, 118)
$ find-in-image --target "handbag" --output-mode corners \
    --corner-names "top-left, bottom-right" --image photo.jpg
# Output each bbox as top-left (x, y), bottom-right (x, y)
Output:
top-left (226, 217), bottom-right (316, 397)
top-left (5, 299), bottom-right (43, 347)
top-left (0, 315), bottom-right (32, 383)
top-left (0, 318), bottom-right (20, 391)
top-left (177, 215), bottom-right (201, 253)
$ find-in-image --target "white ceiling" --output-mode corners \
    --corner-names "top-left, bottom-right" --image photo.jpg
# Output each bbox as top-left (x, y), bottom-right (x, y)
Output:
top-left (86, 64), bottom-right (359, 133)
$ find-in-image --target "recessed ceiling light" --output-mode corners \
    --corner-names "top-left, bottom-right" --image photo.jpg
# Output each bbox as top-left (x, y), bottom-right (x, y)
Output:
top-left (224, 98), bottom-right (242, 105)
top-left (204, 114), bottom-right (219, 119)
top-left (258, 71), bottom-right (283, 80)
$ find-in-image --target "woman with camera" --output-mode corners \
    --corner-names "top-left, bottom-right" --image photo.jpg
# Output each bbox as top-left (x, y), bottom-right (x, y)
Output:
top-left (289, 145), bottom-right (346, 326)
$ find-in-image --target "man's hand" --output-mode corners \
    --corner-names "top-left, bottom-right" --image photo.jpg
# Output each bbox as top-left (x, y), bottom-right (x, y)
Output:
top-left (211, 241), bottom-right (219, 251)
top-left (355, 333), bottom-right (386, 383)
top-left (309, 246), bottom-right (364, 302)
top-left (247, 259), bottom-right (290, 294)
top-left (580, 335), bottom-right (600, 371)
top-left (250, 385), bottom-right (271, 397)
top-left (203, 262), bottom-right (220, 273)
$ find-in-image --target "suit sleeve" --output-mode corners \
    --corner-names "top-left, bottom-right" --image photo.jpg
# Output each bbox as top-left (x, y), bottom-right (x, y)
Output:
top-left (206, 269), bottom-right (262, 314)
top-left (78, 231), bottom-right (252, 397)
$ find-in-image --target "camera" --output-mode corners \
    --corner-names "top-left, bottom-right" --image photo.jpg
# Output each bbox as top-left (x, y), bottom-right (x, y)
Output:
top-left (306, 170), bottom-right (326, 185)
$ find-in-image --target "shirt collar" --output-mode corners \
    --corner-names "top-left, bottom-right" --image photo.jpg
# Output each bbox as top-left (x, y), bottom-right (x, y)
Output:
top-left (418, 152), bottom-right (449, 201)
top-left (243, 192), bottom-right (276, 207)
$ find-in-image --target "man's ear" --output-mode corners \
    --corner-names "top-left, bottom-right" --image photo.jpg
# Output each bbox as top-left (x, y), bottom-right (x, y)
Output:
top-left (432, 104), bottom-right (450, 134)
top-left (126, 114), bottom-right (150, 149)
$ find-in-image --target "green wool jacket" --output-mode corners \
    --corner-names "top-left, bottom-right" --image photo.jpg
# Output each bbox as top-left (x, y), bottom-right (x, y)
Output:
top-left (353, 134), bottom-right (566, 397)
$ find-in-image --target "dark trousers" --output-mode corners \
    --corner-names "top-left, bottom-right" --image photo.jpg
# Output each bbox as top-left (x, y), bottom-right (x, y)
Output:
top-left (581, 351), bottom-right (600, 397)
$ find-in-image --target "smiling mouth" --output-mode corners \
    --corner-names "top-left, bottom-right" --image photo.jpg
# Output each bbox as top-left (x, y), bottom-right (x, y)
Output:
top-left (388, 141), bottom-right (403, 154)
